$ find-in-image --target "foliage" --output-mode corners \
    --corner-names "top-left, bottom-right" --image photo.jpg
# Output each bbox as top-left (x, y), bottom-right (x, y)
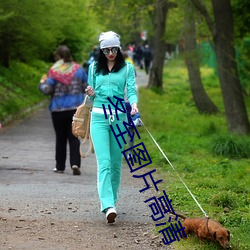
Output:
top-left (232, 0), bottom-right (250, 96)
top-left (232, 0), bottom-right (250, 39)
top-left (135, 58), bottom-right (250, 249)
top-left (0, 60), bottom-right (49, 122)
top-left (0, 0), bottom-right (100, 66)
top-left (236, 37), bottom-right (250, 95)
top-left (165, 1), bottom-right (184, 44)
top-left (92, 0), bottom-right (155, 46)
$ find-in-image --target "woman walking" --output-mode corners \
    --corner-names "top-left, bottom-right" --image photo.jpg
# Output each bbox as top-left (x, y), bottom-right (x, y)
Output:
top-left (39, 45), bottom-right (88, 175)
top-left (85, 31), bottom-right (138, 223)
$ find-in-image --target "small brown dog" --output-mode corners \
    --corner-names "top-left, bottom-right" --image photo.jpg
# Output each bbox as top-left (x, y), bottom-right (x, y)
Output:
top-left (171, 211), bottom-right (231, 249)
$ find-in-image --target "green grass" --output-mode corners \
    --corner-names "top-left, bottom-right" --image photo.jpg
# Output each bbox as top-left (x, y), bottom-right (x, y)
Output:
top-left (136, 58), bottom-right (250, 249)
top-left (0, 60), bottom-right (50, 123)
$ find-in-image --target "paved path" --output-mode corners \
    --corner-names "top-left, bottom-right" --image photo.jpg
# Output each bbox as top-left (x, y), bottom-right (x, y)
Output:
top-left (0, 71), bottom-right (174, 249)
top-left (135, 68), bottom-right (149, 88)
top-left (0, 104), bottom-right (152, 224)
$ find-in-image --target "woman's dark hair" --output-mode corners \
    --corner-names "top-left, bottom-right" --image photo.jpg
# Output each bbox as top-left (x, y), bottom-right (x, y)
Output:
top-left (54, 45), bottom-right (73, 63)
top-left (95, 48), bottom-right (126, 75)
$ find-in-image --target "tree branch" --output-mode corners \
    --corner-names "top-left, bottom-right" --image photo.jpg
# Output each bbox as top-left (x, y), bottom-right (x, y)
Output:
top-left (190, 0), bottom-right (216, 37)
top-left (167, 1), bottom-right (178, 9)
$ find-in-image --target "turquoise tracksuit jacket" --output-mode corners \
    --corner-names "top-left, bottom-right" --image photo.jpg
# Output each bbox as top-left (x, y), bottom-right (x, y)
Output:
top-left (87, 62), bottom-right (138, 110)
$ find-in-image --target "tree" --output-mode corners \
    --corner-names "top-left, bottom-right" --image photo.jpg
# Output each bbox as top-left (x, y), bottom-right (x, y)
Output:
top-left (91, 0), bottom-right (156, 48)
top-left (0, 0), bottom-right (58, 66)
top-left (0, 0), bottom-right (98, 66)
top-left (184, 1), bottom-right (218, 114)
top-left (148, 0), bottom-right (177, 89)
top-left (191, 0), bottom-right (250, 134)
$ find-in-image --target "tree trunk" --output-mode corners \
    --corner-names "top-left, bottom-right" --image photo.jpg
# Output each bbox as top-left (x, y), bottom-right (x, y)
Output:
top-left (191, 0), bottom-right (250, 134)
top-left (212, 0), bottom-right (250, 134)
top-left (184, 4), bottom-right (218, 114)
top-left (147, 0), bottom-right (168, 89)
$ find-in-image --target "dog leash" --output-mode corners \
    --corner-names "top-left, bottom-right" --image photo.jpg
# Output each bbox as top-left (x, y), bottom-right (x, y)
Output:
top-left (139, 118), bottom-right (209, 218)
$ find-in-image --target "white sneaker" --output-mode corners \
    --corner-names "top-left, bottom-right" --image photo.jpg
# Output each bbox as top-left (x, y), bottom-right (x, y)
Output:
top-left (105, 207), bottom-right (117, 223)
top-left (53, 168), bottom-right (64, 173)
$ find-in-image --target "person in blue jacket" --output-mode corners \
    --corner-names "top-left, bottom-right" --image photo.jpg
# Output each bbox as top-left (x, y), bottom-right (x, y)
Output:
top-left (39, 45), bottom-right (88, 176)
top-left (86, 31), bottom-right (138, 223)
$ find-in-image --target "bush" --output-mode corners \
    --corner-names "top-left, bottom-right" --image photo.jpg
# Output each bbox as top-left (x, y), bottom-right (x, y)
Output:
top-left (0, 60), bottom-right (49, 123)
top-left (210, 135), bottom-right (250, 159)
top-left (210, 192), bottom-right (237, 209)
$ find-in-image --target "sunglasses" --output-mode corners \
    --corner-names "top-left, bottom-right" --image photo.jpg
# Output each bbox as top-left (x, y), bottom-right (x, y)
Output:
top-left (102, 47), bottom-right (119, 55)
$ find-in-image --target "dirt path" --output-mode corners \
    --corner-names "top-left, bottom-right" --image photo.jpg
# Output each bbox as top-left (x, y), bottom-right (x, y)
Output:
top-left (0, 72), bottom-right (175, 249)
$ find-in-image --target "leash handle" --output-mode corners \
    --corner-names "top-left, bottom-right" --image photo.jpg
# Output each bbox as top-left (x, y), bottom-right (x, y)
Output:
top-left (139, 118), bottom-right (209, 218)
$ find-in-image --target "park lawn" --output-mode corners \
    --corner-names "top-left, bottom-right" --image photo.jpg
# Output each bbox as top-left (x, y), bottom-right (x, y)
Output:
top-left (136, 58), bottom-right (250, 250)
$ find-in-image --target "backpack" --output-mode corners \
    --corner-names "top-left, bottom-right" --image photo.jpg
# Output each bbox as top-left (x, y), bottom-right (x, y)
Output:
top-left (72, 95), bottom-right (93, 158)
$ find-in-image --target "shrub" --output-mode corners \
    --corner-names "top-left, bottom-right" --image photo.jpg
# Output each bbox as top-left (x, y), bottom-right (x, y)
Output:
top-left (210, 192), bottom-right (237, 209)
top-left (210, 135), bottom-right (250, 158)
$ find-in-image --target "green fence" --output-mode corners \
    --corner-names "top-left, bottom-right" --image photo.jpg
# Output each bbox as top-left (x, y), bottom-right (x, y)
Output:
top-left (198, 39), bottom-right (250, 95)
top-left (198, 41), bottom-right (217, 74)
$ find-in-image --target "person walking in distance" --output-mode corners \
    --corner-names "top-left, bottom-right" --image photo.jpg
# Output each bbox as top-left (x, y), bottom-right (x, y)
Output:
top-left (85, 31), bottom-right (138, 223)
top-left (143, 44), bottom-right (152, 74)
top-left (39, 45), bottom-right (88, 175)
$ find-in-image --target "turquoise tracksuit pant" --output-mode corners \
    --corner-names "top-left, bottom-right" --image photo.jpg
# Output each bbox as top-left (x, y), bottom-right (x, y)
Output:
top-left (90, 111), bottom-right (127, 212)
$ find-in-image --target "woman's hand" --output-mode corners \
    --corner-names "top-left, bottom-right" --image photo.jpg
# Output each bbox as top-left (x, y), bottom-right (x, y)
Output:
top-left (131, 103), bottom-right (138, 116)
top-left (85, 86), bottom-right (96, 97)
top-left (40, 74), bottom-right (47, 83)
